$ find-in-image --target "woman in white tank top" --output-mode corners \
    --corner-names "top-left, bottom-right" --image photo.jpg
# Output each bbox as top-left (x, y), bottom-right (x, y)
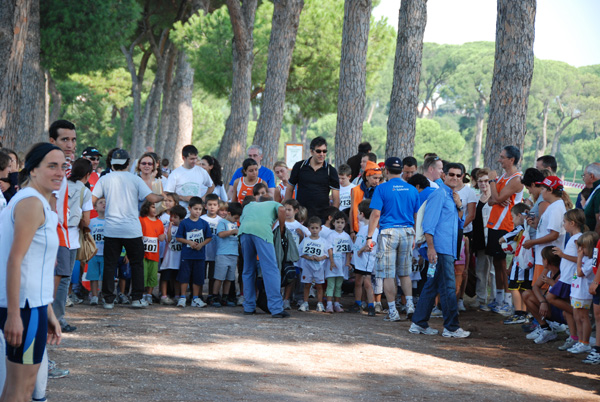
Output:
top-left (0, 143), bottom-right (65, 400)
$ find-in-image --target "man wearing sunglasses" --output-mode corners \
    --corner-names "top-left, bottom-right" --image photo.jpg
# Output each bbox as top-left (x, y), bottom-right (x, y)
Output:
top-left (286, 136), bottom-right (340, 222)
top-left (82, 147), bottom-right (102, 192)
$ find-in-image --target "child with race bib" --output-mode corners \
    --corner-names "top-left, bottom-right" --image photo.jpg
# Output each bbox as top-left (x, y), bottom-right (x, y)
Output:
top-left (202, 194), bottom-right (222, 301)
top-left (88, 198), bottom-right (106, 306)
top-left (159, 193), bottom-right (179, 261)
top-left (298, 216), bottom-right (333, 313)
top-left (351, 200), bottom-right (379, 316)
top-left (337, 164), bottom-right (355, 215)
top-left (159, 205), bottom-right (187, 305)
top-left (175, 197), bottom-right (212, 308)
top-left (326, 211), bottom-right (353, 313)
top-left (568, 231), bottom-right (600, 355)
top-left (140, 201), bottom-right (166, 305)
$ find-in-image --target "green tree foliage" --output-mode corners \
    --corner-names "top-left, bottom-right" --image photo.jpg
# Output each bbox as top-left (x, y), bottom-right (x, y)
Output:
top-left (414, 118), bottom-right (465, 163)
top-left (40, 0), bottom-right (142, 77)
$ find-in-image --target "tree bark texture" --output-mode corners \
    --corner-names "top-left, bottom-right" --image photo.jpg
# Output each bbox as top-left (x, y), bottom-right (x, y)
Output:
top-left (218, 0), bottom-right (258, 185)
top-left (156, 46), bottom-right (178, 159)
top-left (47, 69), bottom-right (61, 123)
top-left (334, 0), bottom-right (372, 167)
top-left (0, 0), bottom-right (33, 149)
top-left (483, 0), bottom-right (536, 171)
top-left (169, 50), bottom-right (194, 169)
top-left (385, 0), bottom-right (427, 159)
top-left (253, 0), bottom-right (304, 168)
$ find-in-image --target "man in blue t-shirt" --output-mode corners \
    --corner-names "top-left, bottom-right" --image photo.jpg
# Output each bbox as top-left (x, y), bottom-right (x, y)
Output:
top-left (367, 157), bottom-right (419, 322)
top-left (227, 145), bottom-right (276, 199)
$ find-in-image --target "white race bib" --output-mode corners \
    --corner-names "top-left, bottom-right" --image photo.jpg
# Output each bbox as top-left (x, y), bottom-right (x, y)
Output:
top-left (334, 239), bottom-right (352, 254)
top-left (186, 230), bottom-right (204, 247)
top-left (143, 236), bottom-right (158, 253)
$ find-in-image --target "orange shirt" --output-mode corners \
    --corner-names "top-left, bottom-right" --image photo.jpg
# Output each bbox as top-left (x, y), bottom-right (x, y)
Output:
top-left (350, 185), bottom-right (365, 233)
top-left (487, 172), bottom-right (522, 232)
top-left (140, 216), bottom-right (164, 261)
top-left (237, 177), bottom-right (263, 204)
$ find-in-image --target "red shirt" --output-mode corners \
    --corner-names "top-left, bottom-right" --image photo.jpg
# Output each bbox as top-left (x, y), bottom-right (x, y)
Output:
top-left (88, 172), bottom-right (99, 219)
top-left (594, 239), bottom-right (600, 275)
top-left (140, 217), bottom-right (164, 261)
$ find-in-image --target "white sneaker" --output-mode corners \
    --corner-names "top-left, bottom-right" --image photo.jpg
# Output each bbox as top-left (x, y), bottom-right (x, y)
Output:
top-left (103, 301), bottom-right (114, 310)
top-left (89, 296), bottom-right (98, 306)
top-left (567, 342), bottom-right (592, 354)
top-left (406, 303), bottom-right (415, 317)
top-left (442, 327), bottom-right (471, 338)
top-left (431, 306), bottom-right (443, 318)
top-left (236, 295), bottom-right (245, 306)
top-left (316, 302), bottom-right (325, 312)
top-left (457, 299), bottom-right (466, 312)
top-left (191, 298), bottom-right (207, 308)
top-left (534, 328), bottom-right (557, 344)
top-left (526, 326), bottom-right (543, 340)
top-left (177, 297), bottom-right (186, 308)
top-left (497, 302), bottom-right (513, 317)
top-left (131, 299), bottom-right (148, 309)
top-left (65, 297), bottom-right (74, 308)
top-left (282, 300), bottom-right (291, 310)
top-left (374, 302), bottom-right (383, 314)
top-left (408, 323), bottom-right (439, 335)
top-left (298, 302), bottom-right (309, 312)
top-left (548, 321), bottom-right (567, 333)
top-left (144, 294), bottom-right (153, 305)
top-left (384, 310), bottom-right (402, 322)
top-left (558, 337), bottom-right (577, 351)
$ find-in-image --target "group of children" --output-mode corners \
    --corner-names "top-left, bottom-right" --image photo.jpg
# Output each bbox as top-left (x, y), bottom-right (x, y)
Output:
top-left (497, 199), bottom-right (600, 365)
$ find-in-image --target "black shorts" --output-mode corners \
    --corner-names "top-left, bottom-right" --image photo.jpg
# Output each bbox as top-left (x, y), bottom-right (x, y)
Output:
top-left (353, 268), bottom-right (372, 276)
top-left (508, 279), bottom-right (532, 291)
top-left (159, 269), bottom-right (179, 282)
top-left (0, 303), bottom-right (48, 365)
top-left (177, 259), bottom-right (206, 286)
top-left (206, 260), bottom-right (215, 280)
top-left (486, 229), bottom-right (508, 257)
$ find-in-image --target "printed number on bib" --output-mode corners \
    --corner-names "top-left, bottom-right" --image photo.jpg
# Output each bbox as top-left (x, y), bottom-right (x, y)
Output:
top-left (93, 233), bottom-right (104, 242)
top-left (187, 231), bottom-right (204, 247)
top-left (304, 246), bottom-right (322, 256)
top-left (143, 236), bottom-right (158, 253)
top-left (170, 242), bottom-right (182, 252)
top-left (593, 248), bottom-right (598, 267)
top-left (335, 243), bottom-right (351, 253)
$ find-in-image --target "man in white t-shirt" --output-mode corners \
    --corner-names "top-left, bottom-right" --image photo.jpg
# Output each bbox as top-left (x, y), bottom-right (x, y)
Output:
top-left (92, 149), bottom-right (164, 309)
top-left (165, 144), bottom-right (214, 208)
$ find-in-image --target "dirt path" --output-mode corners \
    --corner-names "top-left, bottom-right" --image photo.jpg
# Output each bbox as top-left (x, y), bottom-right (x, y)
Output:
top-left (47, 298), bottom-right (599, 401)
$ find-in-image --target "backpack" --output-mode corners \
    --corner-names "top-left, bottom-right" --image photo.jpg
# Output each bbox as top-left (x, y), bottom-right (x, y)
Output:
top-left (414, 200), bottom-right (428, 246)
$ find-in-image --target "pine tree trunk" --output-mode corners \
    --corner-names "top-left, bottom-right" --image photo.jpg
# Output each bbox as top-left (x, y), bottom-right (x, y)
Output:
top-left (385, 0), bottom-right (427, 159)
top-left (218, 0), bottom-right (258, 185)
top-left (169, 50), bottom-right (194, 169)
top-left (365, 101), bottom-right (376, 124)
top-left (144, 40), bottom-right (173, 154)
top-left (253, 0), bottom-right (304, 168)
top-left (533, 100), bottom-right (548, 161)
top-left (47, 69), bottom-right (61, 123)
top-left (0, 0), bottom-right (33, 149)
top-left (156, 46), bottom-right (178, 159)
top-left (484, 0), bottom-right (536, 171)
top-left (116, 107), bottom-right (127, 148)
top-left (335, 0), bottom-right (372, 166)
top-left (472, 97), bottom-right (486, 168)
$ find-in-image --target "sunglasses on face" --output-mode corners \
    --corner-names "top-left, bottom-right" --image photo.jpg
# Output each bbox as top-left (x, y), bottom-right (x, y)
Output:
top-left (88, 156), bottom-right (99, 161)
top-left (313, 149), bottom-right (327, 154)
top-left (140, 162), bottom-right (154, 166)
top-left (447, 172), bottom-right (462, 177)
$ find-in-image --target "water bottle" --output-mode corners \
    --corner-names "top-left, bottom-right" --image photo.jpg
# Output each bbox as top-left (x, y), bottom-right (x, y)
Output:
top-left (427, 262), bottom-right (437, 278)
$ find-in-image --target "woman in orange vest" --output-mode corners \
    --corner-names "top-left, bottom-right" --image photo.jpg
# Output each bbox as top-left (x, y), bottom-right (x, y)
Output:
top-left (232, 158), bottom-right (263, 204)
top-left (349, 161), bottom-right (383, 236)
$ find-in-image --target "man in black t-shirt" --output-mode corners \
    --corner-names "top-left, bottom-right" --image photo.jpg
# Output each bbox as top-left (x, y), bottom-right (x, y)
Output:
top-left (286, 137), bottom-right (340, 222)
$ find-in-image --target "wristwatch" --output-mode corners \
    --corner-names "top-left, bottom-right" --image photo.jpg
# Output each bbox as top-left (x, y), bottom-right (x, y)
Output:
top-left (488, 179), bottom-right (496, 184)
top-left (366, 236), bottom-right (372, 240)
top-left (457, 205), bottom-right (464, 211)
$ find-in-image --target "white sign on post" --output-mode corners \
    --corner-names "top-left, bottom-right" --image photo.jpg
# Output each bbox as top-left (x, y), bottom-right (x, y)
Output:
top-left (285, 143), bottom-right (304, 167)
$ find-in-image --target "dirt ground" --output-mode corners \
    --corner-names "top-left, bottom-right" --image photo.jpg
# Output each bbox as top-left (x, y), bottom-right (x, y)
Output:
top-left (47, 296), bottom-right (599, 401)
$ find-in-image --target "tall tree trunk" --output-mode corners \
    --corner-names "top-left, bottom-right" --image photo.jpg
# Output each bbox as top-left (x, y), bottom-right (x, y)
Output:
top-left (156, 46), bottom-right (178, 159)
top-left (253, 0), bottom-right (303, 168)
top-left (169, 50), bottom-right (194, 169)
top-left (472, 97), bottom-right (486, 168)
top-left (218, 0), bottom-right (258, 185)
top-left (483, 0), bottom-right (536, 171)
top-left (334, 0), bottom-right (372, 166)
top-left (365, 101), bottom-right (376, 124)
top-left (144, 41), bottom-right (172, 154)
top-left (385, 0), bottom-right (427, 159)
top-left (290, 123), bottom-right (297, 143)
top-left (122, 43), bottom-right (146, 156)
top-left (533, 99), bottom-right (549, 161)
top-left (47, 69), bottom-right (61, 123)
top-left (116, 107), bottom-right (127, 148)
top-left (550, 115), bottom-right (579, 155)
top-left (0, 0), bottom-right (32, 149)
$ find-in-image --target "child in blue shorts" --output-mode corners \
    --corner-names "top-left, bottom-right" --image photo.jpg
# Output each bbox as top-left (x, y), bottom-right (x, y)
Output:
top-left (175, 197), bottom-right (212, 308)
top-left (88, 198), bottom-right (105, 306)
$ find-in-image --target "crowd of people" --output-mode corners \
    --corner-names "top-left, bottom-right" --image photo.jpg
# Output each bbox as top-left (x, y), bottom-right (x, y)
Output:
top-left (0, 120), bottom-right (600, 400)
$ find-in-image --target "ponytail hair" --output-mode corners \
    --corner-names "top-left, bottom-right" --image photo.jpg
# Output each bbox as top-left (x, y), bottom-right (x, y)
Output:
top-left (564, 209), bottom-right (588, 233)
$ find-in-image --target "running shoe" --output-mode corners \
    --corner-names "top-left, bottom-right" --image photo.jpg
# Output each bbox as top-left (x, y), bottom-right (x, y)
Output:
top-left (526, 326), bottom-right (543, 340)
top-left (298, 301), bottom-right (309, 312)
top-left (384, 310), bottom-right (402, 322)
top-left (457, 299), bottom-right (466, 312)
top-left (325, 304), bottom-right (334, 313)
top-left (191, 298), bottom-right (207, 308)
top-left (282, 300), bottom-right (291, 310)
top-left (567, 342), bottom-right (592, 354)
top-left (316, 302), bottom-right (325, 312)
top-left (409, 323), bottom-right (439, 335)
top-left (177, 297), bottom-right (186, 308)
top-left (557, 337), bottom-right (577, 351)
top-left (442, 328), bottom-right (471, 338)
top-left (534, 328), bottom-right (557, 344)
top-left (503, 314), bottom-right (527, 325)
top-left (582, 349), bottom-right (600, 365)
top-left (89, 296), bottom-right (98, 306)
top-left (431, 306), bottom-right (443, 318)
top-left (131, 298), bottom-right (149, 309)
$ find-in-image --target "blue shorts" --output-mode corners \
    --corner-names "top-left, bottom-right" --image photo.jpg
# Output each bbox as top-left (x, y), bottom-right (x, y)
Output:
top-left (0, 303), bottom-right (48, 365)
top-left (593, 292), bottom-right (600, 306)
top-left (87, 255), bottom-right (104, 281)
top-left (177, 259), bottom-right (206, 286)
top-left (117, 256), bottom-right (131, 280)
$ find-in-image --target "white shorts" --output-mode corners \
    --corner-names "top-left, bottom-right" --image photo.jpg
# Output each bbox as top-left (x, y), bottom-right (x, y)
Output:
top-left (301, 267), bottom-right (325, 284)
